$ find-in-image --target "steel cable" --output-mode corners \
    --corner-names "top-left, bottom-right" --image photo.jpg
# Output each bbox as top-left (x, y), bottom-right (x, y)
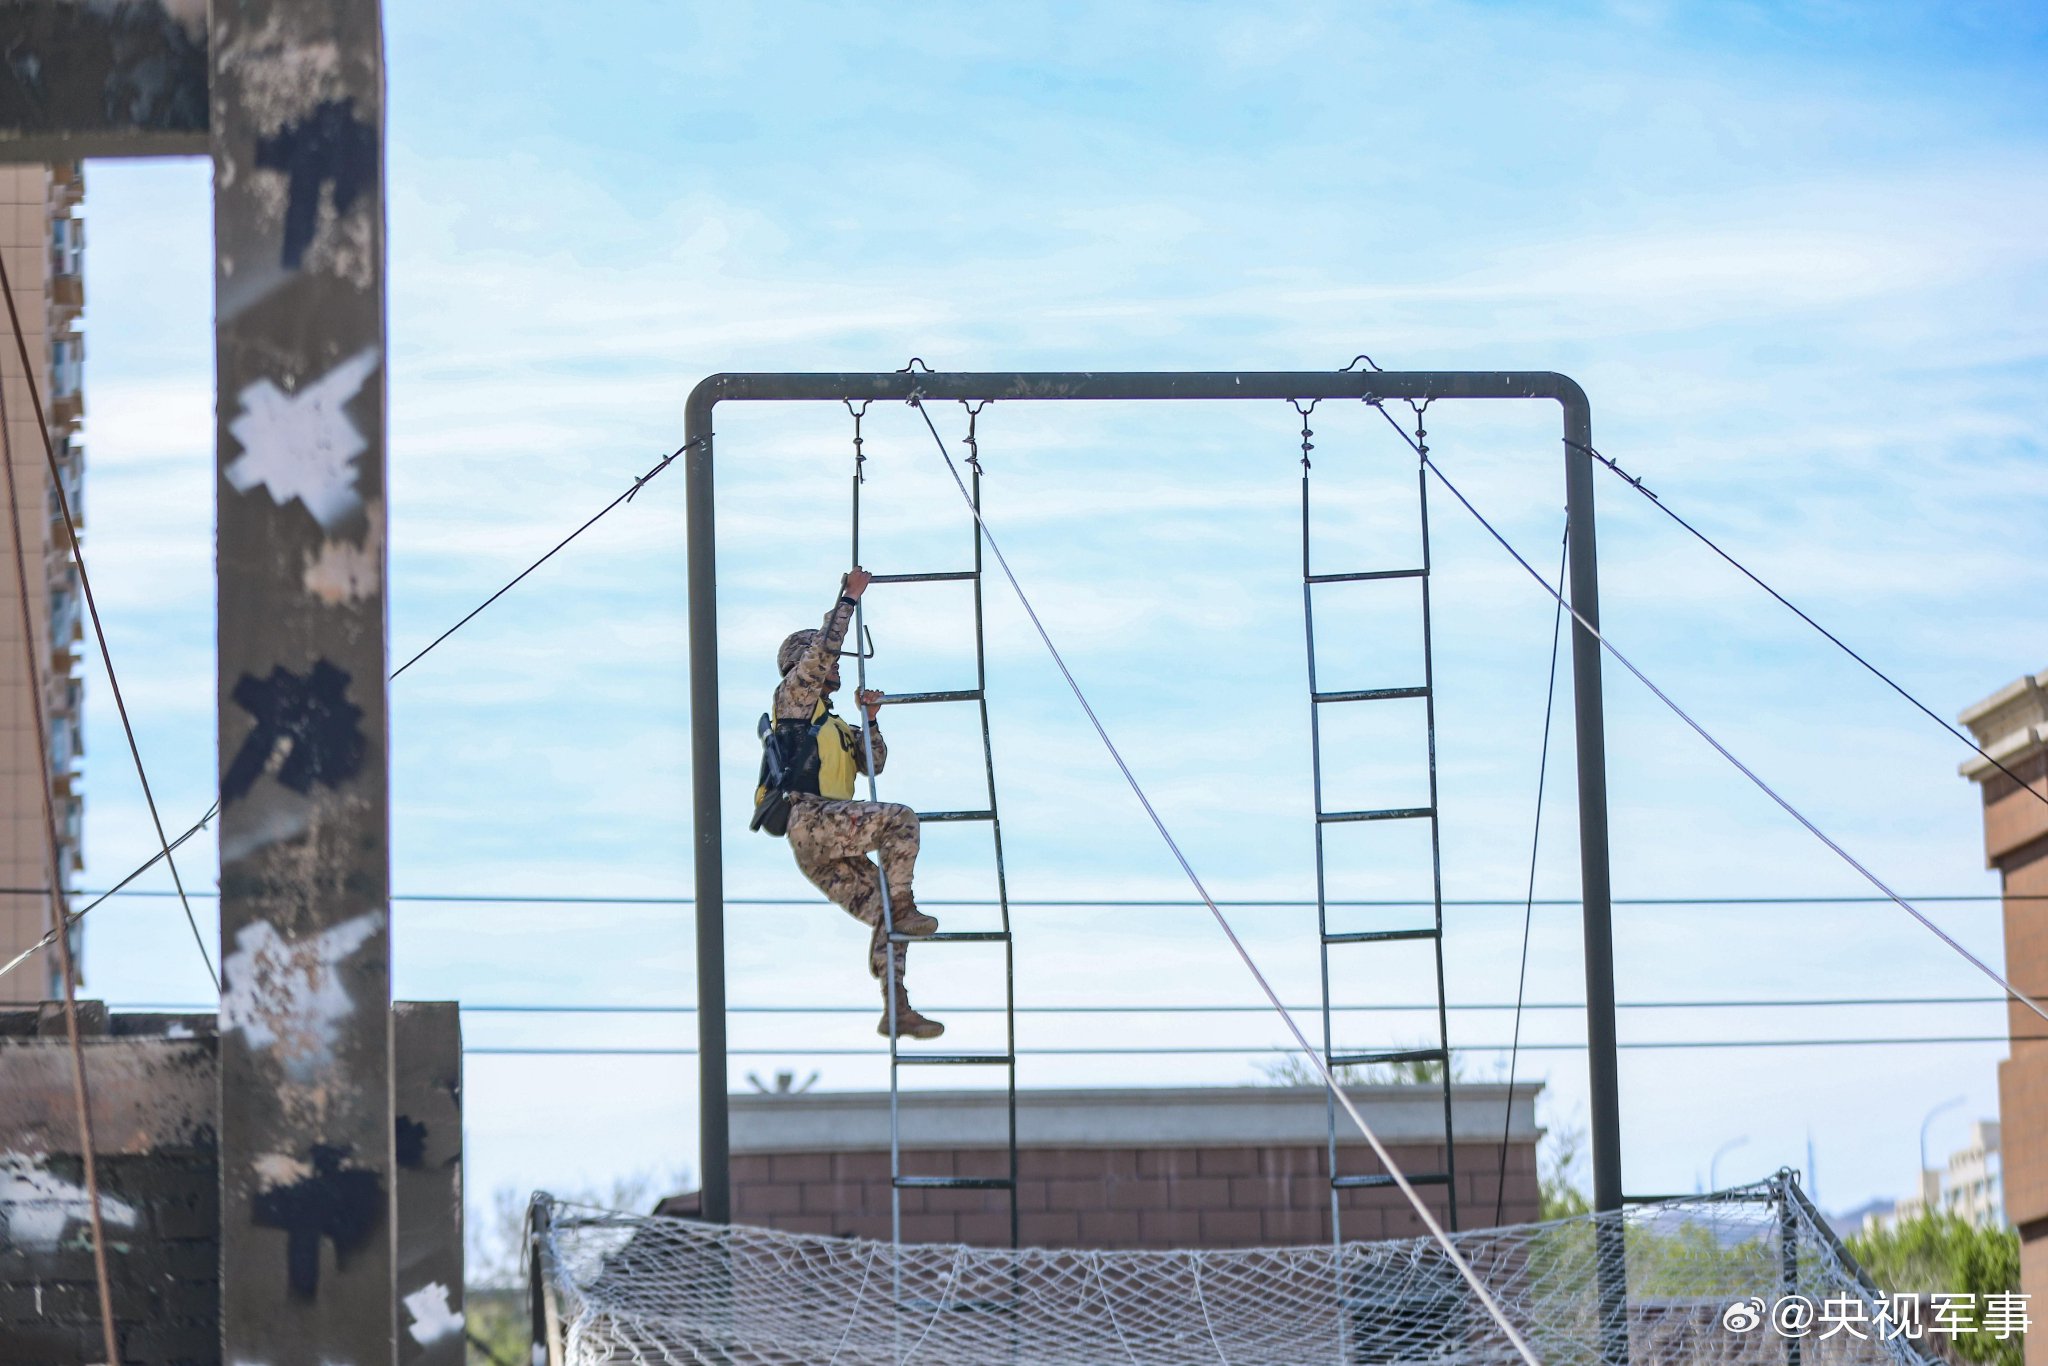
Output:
top-left (1385, 420), bottom-right (2048, 1029)
top-left (1497, 524), bottom-right (1567, 1225)
top-left (1573, 439), bottom-right (2048, 814)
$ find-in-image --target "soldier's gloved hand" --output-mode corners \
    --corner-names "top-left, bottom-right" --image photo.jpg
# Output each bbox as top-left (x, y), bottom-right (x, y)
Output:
top-left (857, 688), bottom-right (885, 719)
top-left (843, 567), bottom-right (873, 599)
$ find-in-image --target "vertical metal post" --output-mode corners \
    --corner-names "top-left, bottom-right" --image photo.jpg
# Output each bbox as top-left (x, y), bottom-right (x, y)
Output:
top-left (1562, 389), bottom-right (1626, 1366)
top-left (1778, 1175), bottom-right (1803, 1366)
top-left (394, 1002), bottom-right (464, 1366)
top-left (684, 394), bottom-right (728, 1223)
top-left (212, 0), bottom-right (393, 1359)
top-left (1561, 392), bottom-right (1621, 1210)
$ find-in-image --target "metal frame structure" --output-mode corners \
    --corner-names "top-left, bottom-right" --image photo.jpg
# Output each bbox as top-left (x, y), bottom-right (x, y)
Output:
top-left (685, 368), bottom-right (1622, 1235)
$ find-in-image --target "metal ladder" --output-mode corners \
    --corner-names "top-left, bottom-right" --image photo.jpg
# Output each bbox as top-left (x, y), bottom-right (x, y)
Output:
top-left (1296, 401), bottom-right (1458, 1242)
top-left (847, 401), bottom-right (1021, 1254)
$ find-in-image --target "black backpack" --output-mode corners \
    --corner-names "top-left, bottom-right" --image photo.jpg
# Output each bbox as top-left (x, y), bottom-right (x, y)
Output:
top-left (750, 712), bottom-right (823, 837)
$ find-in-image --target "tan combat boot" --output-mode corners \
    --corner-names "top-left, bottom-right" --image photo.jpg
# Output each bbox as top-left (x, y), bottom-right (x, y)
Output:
top-left (888, 894), bottom-right (938, 939)
top-left (878, 993), bottom-right (945, 1041)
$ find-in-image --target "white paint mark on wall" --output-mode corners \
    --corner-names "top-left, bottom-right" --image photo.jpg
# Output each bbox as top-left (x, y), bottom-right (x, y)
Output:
top-left (224, 347), bottom-right (380, 531)
top-left (220, 913), bottom-right (380, 1078)
top-left (0, 1150), bottom-right (139, 1250)
top-left (253, 1150), bottom-right (313, 1190)
top-left (303, 507), bottom-right (383, 604)
top-left (403, 1281), bottom-right (463, 1344)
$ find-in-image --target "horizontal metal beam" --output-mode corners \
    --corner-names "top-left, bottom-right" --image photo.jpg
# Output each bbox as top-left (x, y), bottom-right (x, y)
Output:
top-left (687, 370), bottom-right (1587, 417)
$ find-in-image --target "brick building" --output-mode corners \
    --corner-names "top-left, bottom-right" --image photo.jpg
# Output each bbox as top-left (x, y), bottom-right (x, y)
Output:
top-left (0, 160), bottom-right (87, 1005)
top-left (718, 1082), bottom-right (1543, 1248)
top-left (1959, 668), bottom-right (2048, 1366)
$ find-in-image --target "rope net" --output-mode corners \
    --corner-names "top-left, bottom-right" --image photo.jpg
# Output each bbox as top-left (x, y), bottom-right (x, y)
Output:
top-left (532, 1178), bottom-right (1932, 1366)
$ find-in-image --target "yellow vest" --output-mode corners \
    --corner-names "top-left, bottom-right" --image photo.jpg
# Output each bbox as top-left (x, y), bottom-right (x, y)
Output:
top-left (813, 701), bottom-right (859, 800)
top-left (756, 699), bottom-right (862, 810)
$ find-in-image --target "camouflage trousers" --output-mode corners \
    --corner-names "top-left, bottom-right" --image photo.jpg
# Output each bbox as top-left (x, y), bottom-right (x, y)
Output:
top-left (786, 797), bottom-right (921, 992)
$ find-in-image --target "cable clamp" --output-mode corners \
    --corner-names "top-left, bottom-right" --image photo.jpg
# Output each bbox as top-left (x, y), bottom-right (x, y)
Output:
top-left (1569, 439), bottom-right (1657, 500)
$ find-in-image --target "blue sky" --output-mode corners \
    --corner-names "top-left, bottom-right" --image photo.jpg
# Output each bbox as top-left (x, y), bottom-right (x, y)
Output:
top-left (64, 0), bottom-right (2048, 1249)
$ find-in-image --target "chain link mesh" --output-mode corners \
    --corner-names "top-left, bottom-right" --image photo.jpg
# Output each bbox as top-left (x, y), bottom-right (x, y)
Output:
top-left (532, 1179), bottom-right (1933, 1366)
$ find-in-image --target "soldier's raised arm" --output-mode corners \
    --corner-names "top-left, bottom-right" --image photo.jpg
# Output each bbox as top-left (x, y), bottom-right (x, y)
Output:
top-left (773, 568), bottom-right (870, 718)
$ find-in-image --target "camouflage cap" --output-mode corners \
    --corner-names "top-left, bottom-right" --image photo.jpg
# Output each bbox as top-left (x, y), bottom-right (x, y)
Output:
top-left (778, 628), bottom-right (821, 676)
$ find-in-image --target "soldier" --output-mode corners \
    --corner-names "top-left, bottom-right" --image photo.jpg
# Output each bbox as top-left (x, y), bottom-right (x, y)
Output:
top-left (763, 567), bottom-right (945, 1040)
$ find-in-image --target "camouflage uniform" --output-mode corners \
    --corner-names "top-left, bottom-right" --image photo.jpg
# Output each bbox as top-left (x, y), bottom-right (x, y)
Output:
top-left (775, 593), bottom-right (925, 1001)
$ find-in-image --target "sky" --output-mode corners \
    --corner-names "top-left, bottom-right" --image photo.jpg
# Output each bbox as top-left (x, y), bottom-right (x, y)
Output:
top-left (56, 0), bottom-right (2048, 1259)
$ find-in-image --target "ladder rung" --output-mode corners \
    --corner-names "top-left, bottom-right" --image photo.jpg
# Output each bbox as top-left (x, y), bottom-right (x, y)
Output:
top-left (917, 809), bottom-right (996, 823)
top-left (890, 930), bottom-right (1011, 944)
top-left (886, 688), bottom-right (983, 706)
top-left (1334, 1172), bottom-right (1452, 1191)
top-left (1330, 1047), bottom-right (1445, 1069)
top-left (1323, 927), bottom-right (1438, 945)
top-left (871, 571), bottom-right (977, 584)
top-left (894, 1175), bottom-right (1015, 1191)
top-left (1317, 806), bottom-right (1433, 824)
top-left (895, 1053), bottom-right (1014, 1066)
top-left (1313, 686), bottom-right (1428, 704)
top-left (1306, 569), bottom-right (1426, 585)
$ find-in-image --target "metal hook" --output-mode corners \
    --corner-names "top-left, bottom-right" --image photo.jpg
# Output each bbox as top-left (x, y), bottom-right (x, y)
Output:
top-left (845, 398), bottom-right (871, 483)
top-left (1340, 354), bottom-right (1384, 372)
top-left (897, 357), bottom-right (935, 373)
top-left (961, 399), bottom-right (989, 475)
top-left (1290, 398), bottom-right (1318, 469)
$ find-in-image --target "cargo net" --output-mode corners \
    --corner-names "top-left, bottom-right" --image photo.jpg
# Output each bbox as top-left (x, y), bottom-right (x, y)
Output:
top-left (530, 1178), bottom-right (1933, 1366)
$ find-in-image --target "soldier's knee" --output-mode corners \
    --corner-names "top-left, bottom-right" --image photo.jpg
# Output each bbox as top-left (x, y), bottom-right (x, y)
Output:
top-left (882, 802), bottom-right (920, 836)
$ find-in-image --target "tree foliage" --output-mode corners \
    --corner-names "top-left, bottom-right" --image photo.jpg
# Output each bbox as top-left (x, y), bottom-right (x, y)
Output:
top-left (1847, 1212), bottom-right (2022, 1366)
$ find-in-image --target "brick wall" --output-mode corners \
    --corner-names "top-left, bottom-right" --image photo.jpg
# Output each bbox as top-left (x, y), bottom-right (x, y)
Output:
top-left (732, 1138), bottom-right (1539, 1249)
top-left (1959, 673), bottom-right (2048, 1366)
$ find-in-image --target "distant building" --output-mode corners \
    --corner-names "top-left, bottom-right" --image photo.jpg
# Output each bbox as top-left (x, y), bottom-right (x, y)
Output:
top-left (0, 163), bottom-right (86, 1006)
top-left (1889, 1120), bottom-right (2003, 1230)
top-left (1960, 669), bottom-right (2048, 1365)
top-left (679, 1082), bottom-right (1543, 1248)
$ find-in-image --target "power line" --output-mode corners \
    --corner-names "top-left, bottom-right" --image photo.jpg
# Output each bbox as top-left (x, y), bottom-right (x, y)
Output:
top-left (461, 1035), bottom-right (2035, 1058)
top-left (37, 889), bottom-right (2025, 906)
top-left (0, 440), bottom-right (698, 988)
top-left (102, 995), bottom-right (2015, 1016)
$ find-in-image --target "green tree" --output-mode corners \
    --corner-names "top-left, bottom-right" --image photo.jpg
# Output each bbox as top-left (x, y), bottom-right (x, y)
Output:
top-left (1257, 1049), bottom-right (1469, 1087)
top-left (1847, 1212), bottom-right (2022, 1366)
top-left (1539, 1115), bottom-right (1592, 1221)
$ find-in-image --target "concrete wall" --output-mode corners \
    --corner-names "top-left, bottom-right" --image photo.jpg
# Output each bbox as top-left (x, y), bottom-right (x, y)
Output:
top-left (0, 1008), bottom-right (219, 1365)
top-left (0, 1003), bottom-right (463, 1364)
